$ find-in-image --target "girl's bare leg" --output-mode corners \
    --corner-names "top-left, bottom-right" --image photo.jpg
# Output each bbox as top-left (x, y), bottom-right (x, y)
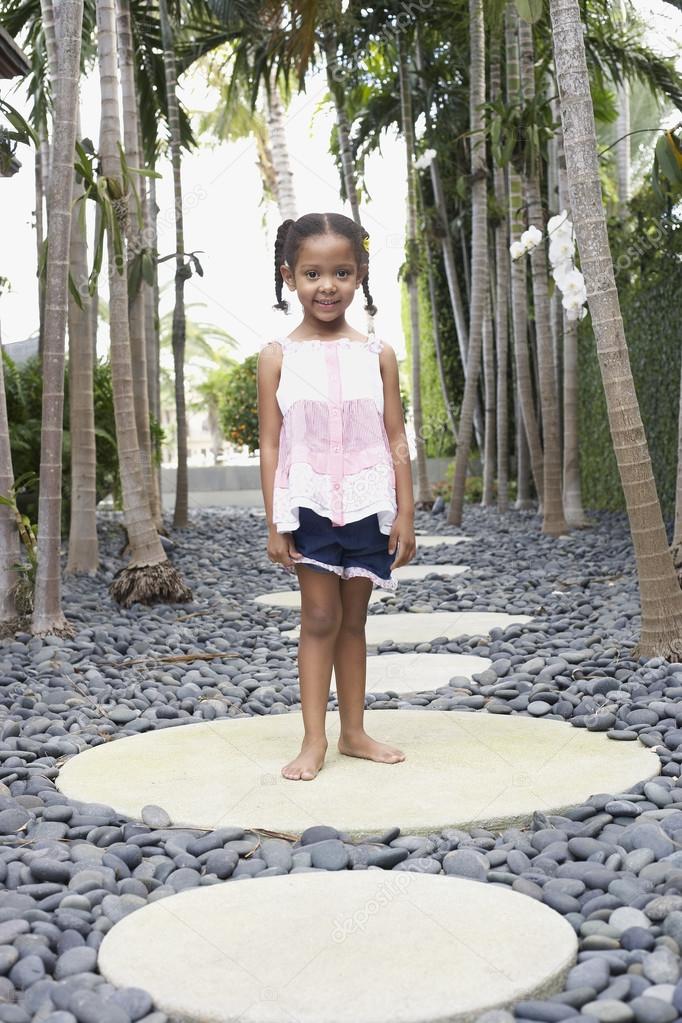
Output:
top-left (334, 577), bottom-right (406, 764)
top-left (281, 565), bottom-right (342, 780)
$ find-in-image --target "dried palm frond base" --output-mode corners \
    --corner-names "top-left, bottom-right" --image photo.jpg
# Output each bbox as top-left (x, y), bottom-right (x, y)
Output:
top-left (0, 615), bottom-right (27, 639)
top-left (109, 559), bottom-right (193, 608)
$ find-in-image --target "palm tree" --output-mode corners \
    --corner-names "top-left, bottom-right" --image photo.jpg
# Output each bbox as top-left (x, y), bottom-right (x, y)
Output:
top-left (0, 339), bottom-right (20, 627)
top-left (550, 0), bottom-right (682, 659)
top-left (481, 290), bottom-right (496, 506)
top-left (31, 0), bottom-right (85, 636)
top-left (65, 105), bottom-right (99, 575)
top-left (96, 0), bottom-right (192, 607)
top-left (491, 34), bottom-right (510, 513)
top-left (614, 0), bottom-right (631, 214)
top-left (518, 16), bottom-right (568, 537)
top-left (505, 1), bottom-right (543, 507)
top-left (265, 67), bottom-right (298, 218)
top-left (448, 0), bottom-right (487, 526)
top-left (158, 0), bottom-right (191, 529)
top-left (553, 101), bottom-right (588, 528)
top-left (115, 0), bottom-right (162, 529)
top-left (397, 31), bottom-right (431, 509)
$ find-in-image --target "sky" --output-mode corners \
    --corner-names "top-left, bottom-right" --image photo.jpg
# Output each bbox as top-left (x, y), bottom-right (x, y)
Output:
top-left (0, 1), bottom-right (680, 365)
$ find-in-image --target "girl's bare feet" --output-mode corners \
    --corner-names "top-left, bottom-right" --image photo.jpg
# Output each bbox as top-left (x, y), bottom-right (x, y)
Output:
top-left (337, 731), bottom-right (406, 764)
top-left (281, 736), bottom-right (329, 780)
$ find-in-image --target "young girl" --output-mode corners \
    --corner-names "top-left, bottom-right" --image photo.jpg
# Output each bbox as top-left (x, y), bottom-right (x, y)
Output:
top-left (257, 212), bottom-right (416, 782)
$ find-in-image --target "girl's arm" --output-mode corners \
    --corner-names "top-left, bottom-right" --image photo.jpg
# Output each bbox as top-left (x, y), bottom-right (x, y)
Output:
top-left (380, 342), bottom-right (415, 519)
top-left (257, 342), bottom-right (284, 529)
top-left (380, 343), bottom-right (416, 567)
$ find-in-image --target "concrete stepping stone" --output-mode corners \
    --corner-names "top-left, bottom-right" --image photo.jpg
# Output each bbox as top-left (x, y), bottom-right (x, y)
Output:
top-left (56, 710), bottom-right (659, 836)
top-left (332, 652), bottom-right (492, 694)
top-left (285, 611), bottom-right (533, 645)
top-left (97, 871), bottom-right (578, 1023)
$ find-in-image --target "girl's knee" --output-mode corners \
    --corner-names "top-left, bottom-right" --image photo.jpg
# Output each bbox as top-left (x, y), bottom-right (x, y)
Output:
top-left (301, 603), bottom-right (342, 636)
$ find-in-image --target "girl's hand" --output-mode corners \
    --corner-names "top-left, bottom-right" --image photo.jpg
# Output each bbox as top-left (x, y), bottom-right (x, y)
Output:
top-left (267, 527), bottom-right (303, 569)
top-left (388, 513), bottom-right (417, 570)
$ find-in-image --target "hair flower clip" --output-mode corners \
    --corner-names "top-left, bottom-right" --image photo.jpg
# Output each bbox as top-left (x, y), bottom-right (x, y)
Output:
top-left (362, 235), bottom-right (370, 254)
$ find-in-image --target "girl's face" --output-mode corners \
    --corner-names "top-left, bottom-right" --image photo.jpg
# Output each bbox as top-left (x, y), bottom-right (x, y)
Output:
top-left (280, 233), bottom-right (366, 326)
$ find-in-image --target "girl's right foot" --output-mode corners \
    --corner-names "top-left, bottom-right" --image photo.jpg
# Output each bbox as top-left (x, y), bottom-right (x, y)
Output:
top-left (281, 736), bottom-right (328, 780)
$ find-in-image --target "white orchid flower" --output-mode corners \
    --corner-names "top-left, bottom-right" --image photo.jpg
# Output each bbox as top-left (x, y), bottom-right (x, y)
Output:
top-left (549, 237), bottom-right (575, 266)
top-left (509, 240), bottom-right (526, 260)
top-left (520, 225), bottom-right (543, 251)
top-left (414, 148), bottom-right (437, 170)
top-left (547, 211), bottom-right (573, 238)
top-left (559, 268), bottom-right (586, 297)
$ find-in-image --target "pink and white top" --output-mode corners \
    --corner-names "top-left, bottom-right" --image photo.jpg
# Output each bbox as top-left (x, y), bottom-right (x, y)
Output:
top-left (260, 332), bottom-right (397, 537)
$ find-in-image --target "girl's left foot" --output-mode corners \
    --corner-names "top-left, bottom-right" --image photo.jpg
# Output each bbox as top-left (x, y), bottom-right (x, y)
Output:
top-left (337, 731), bottom-right (406, 764)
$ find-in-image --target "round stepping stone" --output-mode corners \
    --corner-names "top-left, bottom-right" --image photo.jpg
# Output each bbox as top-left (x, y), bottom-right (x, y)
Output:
top-left (285, 611), bottom-right (533, 645)
top-left (331, 653), bottom-right (492, 694)
top-left (98, 872), bottom-right (578, 1023)
top-left (56, 711), bottom-right (659, 836)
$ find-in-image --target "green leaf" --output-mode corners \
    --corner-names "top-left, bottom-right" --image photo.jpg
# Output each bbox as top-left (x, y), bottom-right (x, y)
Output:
top-left (141, 252), bottom-right (155, 287)
top-left (656, 134), bottom-right (682, 191)
top-left (68, 271), bottom-right (84, 311)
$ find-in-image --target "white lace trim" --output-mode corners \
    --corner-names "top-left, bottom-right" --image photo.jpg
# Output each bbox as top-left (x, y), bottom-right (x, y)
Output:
top-left (273, 461), bottom-right (397, 534)
top-left (283, 556), bottom-right (398, 591)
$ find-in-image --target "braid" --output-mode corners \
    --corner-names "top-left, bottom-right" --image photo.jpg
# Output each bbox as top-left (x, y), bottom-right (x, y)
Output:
top-left (358, 226), bottom-right (377, 329)
top-left (273, 219), bottom-right (295, 312)
top-left (362, 272), bottom-right (377, 317)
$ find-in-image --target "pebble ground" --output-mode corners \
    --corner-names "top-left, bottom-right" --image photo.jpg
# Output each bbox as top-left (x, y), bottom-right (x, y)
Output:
top-left (0, 503), bottom-right (681, 1023)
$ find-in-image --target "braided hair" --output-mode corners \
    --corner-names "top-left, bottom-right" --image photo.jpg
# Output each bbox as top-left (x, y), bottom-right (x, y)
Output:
top-left (273, 213), bottom-right (378, 325)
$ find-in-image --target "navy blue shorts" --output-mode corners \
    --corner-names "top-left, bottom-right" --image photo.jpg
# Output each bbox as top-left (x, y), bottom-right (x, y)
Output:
top-left (290, 506), bottom-right (397, 591)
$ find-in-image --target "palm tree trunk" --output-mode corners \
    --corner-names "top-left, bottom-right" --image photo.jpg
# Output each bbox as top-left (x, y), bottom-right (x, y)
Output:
top-left (96, 0), bottom-right (191, 607)
top-left (491, 35), bottom-right (510, 512)
top-left (66, 105), bottom-right (98, 575)
top-left (116, 0), bottom-right (162, 529)
top-left (37, 0), bottom-right (59, 367)
top-left (481, 284), bottom-right (496, 506)
top-left (397, 33), bottom-right (431, 507)
top-left (554, 102), bottom-right (588, 528)
top-left (550, 0), bottom-right (682, 658)
top-left (519, 17), bottom-right (568, 536)
top-left (505, 2), bottom-right (544, 507)
top-left (672, 354), bottom-right (682, 569)
top-left (615, 0), bottom-right (631, 215)
top-left (426, 230), bottom-right (457, 444)
top-left (265, 67), bottom-right (297, 219)
top-left (0, 336), bottom-right (20, 627)
top-left (548, 89), bottom-right (564, 411)
top-left (516, 381), bottom-right (533, 508)
top-left (412, 33), bottom-right (483, 451)
top-left (146, 172), bottom-right (163, 508)
top-left (157, 0), bottom-right (189, 529)
top-left (323, 35), bottom-right (361, 225)
top-left (448, 0), bottom-right (487, 526)
top-left (31, 0), bottom-right (84, 636)
top-left (35, 133), bottom-right (47, 361)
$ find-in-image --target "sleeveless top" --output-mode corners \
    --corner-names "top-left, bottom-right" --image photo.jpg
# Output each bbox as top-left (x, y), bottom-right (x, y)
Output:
top-left (260, 332), bottom-right (397, 537)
